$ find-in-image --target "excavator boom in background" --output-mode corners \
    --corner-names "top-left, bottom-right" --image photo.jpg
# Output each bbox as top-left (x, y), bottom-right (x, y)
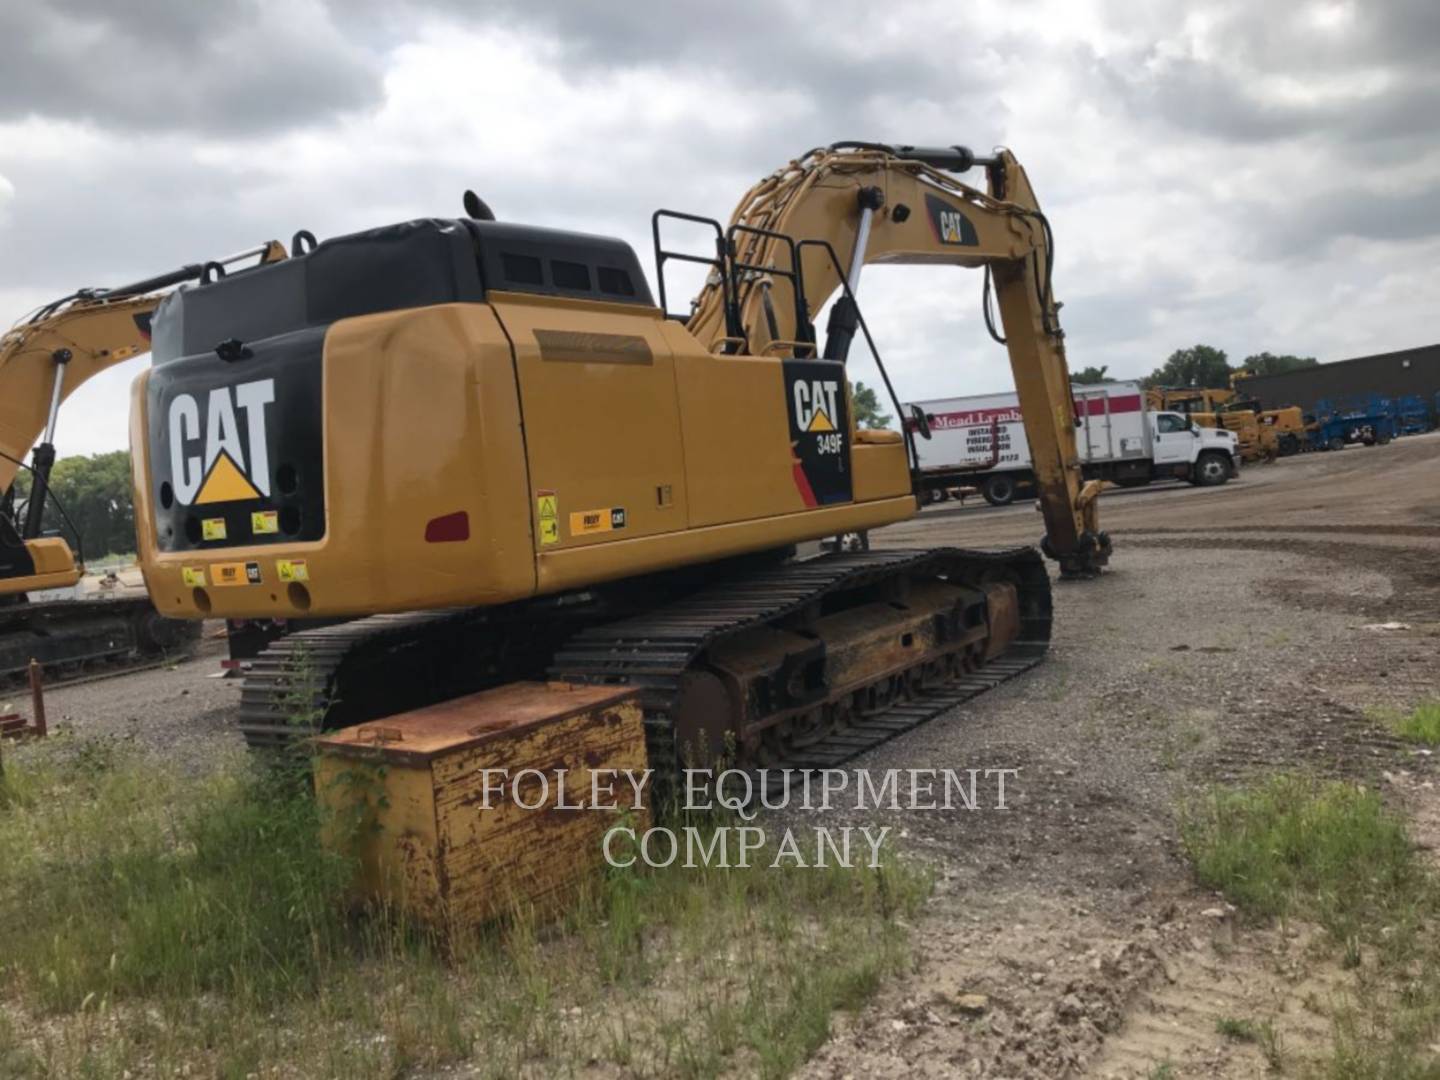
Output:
top-left (0, 242), bottom-right (284, 678)
top-left (129, 142), bottom-right (1109, 776)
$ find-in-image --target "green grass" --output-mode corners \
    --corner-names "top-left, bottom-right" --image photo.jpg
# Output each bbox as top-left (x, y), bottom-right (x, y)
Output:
top-left (1216, 1016), bottom-right (1283, 1070)
top-left (1217, 1015), bottom-right (1262, 1041)
top-left (1181, 772), bottom-right (1440, 1076)
top-left (0, 736), bottom-right (928, 1078)
top-left (1180, 773), bottom-right (1424, 946)
top-left (1389, 700), bottom-right (1440, 747)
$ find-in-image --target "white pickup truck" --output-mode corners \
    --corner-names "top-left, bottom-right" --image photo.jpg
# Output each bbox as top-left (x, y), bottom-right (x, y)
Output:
top-left (909, 380), bottom-right (1241, 506)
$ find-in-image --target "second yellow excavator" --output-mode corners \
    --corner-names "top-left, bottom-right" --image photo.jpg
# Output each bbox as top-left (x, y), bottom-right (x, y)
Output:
top-left (129, 142), bottom-right (1110, 776)
top-left (0, 243), bottom-right (285, 678)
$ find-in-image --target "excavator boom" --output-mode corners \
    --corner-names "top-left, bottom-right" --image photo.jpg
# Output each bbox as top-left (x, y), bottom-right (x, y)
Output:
top-left (685, 143), bottom-right (1108, 576)
top-left (0, 241), bottom-right (284, 677)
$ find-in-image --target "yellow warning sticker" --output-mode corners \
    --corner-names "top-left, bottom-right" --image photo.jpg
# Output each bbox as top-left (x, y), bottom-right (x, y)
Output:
top-left (251, 510), bottom-right (279, 535)
top-left (212, 562), bottom-right (248, 587)
top-left (536, 490), bottom-right (560, 546)
top-left (202, 517), bottom-right (228, 541)
top-left (570, 507), bottom-right (627, 535)
top-left (181, 566), bottom-right (206, 587)
top-left (277, 558), bottom-right (310, 583)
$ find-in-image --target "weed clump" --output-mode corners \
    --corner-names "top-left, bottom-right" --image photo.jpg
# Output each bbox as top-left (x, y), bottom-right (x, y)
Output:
top-left (1180, 773), bottom-right (1423, 945)
top-left (1389, 700), bottom-right (1440, 747)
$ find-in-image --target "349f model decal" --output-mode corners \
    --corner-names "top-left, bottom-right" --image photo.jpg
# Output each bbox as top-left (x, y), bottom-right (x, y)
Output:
top-left (783, 360), bottom-right (852, 507)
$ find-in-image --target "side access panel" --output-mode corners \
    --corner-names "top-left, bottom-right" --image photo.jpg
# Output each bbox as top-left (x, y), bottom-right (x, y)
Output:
top-left (489, 293), bottom-right (690, 552)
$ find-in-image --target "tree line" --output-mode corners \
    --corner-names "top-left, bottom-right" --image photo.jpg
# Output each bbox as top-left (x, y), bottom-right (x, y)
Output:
top-left (1072, 347), bottom-right (1318, 388)
top-left (9, 450), bottom-right (137, 559)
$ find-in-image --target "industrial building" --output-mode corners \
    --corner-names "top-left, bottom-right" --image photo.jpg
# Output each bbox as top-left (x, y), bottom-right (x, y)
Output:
top-left (1234, 343), bottom-right (1440, 412)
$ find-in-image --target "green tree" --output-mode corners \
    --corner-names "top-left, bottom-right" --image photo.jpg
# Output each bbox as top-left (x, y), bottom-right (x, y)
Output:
top-left (1240, 352), bottom-right (1319, 378)
top-left (1071, 365), bottom-right (1110, 385)
top-left (1144, 345), bottom-right (1232, 389)
top-left (851, 381), bottom-right (892, 429)
top-left (11, 450), bottom-right (136, 559)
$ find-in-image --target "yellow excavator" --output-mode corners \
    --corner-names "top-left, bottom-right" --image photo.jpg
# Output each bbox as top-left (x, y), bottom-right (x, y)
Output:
top-left (0, 243), bottom-right (283, 678)
top-left (128, 142), bottom-right (1110, 775)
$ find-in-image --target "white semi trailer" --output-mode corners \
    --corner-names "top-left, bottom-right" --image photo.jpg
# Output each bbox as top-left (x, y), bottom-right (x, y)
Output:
top-left (909, 380), bottom-right (1241, 506)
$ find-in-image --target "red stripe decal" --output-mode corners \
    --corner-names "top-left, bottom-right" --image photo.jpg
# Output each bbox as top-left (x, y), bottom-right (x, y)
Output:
top-left (926, 393), bottom-right (1143, 429)
top-left (791, 458), bottom-right (818, 508)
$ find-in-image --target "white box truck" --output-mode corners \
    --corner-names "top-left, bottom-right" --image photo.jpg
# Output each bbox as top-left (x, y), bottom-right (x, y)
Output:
top-left (908, 380), bottom-right (1241, 506)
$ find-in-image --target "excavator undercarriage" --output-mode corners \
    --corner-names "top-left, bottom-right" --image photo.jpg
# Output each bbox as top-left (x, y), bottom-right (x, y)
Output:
top-left (238, 546), bottom-right (1050, 787)
top-left (0, 591), bottom-right (199, 683)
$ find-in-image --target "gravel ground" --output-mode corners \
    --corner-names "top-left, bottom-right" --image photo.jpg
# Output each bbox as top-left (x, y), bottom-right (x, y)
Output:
top-left (17, 432), bottom-right (1440, 1077)
top-left (798, 432), bottom-right (1440, 1078)
top-left (10, 636), bottom-right (242, 770)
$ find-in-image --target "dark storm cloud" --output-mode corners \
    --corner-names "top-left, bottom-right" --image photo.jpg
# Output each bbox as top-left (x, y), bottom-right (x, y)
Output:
top-left (0, 0), bottom-right (383, 134)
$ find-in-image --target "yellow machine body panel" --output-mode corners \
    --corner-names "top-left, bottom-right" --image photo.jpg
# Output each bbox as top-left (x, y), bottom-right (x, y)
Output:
top-left (133, 294), bottom-right (915, 621)
top-left (1, 537), bottom-right (81, 593)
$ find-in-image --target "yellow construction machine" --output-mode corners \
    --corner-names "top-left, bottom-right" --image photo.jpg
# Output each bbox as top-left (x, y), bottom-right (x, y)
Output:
top-left (1145, 386), bottom-right (1272, 462)
top-left (129, 142), bottom-right (1110, 774)
top-left (0, 243), bottom-right (283, 677)
top-left (1145, 385), bottom-right (1306, 459)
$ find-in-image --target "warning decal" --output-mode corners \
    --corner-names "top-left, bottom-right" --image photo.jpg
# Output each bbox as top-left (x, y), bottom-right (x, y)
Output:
top-left (251, 510), bottom-right (279, 535)
top-left (201, 517), bottom-right (228, 541)
top-left (536, 490), bottom-right (560, 546)
top-left (783, 360), bottom-right (852, 507)
top-left (277, 559), bottom-right (309, 583)
top-left (569, 507), bottom-right (627, 536)
top-left (181, 566), bottom-right (206, 587)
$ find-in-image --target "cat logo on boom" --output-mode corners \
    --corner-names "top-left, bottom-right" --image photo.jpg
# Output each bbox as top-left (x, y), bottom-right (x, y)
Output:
top-left (166, 379), bottom-right (275, 506)
top-left (924, 193), bottom-right (978, 246)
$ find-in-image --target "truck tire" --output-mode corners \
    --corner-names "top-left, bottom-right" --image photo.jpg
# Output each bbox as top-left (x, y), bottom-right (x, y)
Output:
top-left (1377, 431), bottom-right (1392, 446)
top-left (1278, 433), bottom-right (1300, 456)
top-left (1192, 452), bottom-right (1230, 487)
top-left (1327, 436), bottom-right (1345, 452)
top-left (981, 474), bottom-right (1017, 507)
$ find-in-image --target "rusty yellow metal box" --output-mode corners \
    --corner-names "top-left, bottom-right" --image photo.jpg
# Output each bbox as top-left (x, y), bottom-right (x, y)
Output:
top-left (313, 681), bottom-right (647, 928)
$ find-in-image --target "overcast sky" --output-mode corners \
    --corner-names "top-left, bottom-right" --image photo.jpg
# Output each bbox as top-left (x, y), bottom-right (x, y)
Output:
top-left (3, 0), bottom-right (1437, 457)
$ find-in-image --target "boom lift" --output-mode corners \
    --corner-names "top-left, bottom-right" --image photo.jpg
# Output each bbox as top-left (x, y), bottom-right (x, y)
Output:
top-left (130, 143), bottom-right (1111, 776)
top-left (0, 243), bottom-right (282, 678)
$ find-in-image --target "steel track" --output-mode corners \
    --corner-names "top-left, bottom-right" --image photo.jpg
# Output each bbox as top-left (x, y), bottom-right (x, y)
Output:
top-left (237, 548), bottom-right (1053, 781)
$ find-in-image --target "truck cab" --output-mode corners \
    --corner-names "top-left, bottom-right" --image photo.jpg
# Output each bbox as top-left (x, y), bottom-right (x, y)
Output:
top-left (1150, 411), bottom-right (1239, 485)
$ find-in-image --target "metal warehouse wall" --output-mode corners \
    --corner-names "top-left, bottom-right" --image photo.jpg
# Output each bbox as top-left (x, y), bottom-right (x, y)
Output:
top-left (1233, 344), bottom-right (1440, 410)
